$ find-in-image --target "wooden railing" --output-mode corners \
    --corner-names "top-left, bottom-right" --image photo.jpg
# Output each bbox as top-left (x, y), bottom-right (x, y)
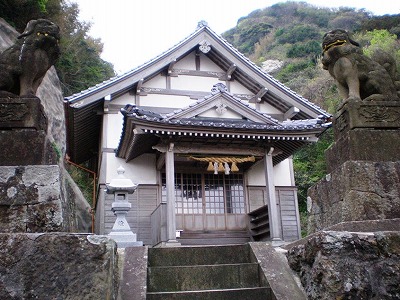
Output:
top-left (248, 205), bottom-right (270, 241)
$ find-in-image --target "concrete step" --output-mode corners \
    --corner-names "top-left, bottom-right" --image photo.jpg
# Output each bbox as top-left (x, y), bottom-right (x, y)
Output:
top-left (148, 244), bottom-right (252, 267)
top-left (147, 286), bottom-right (273, 300)
top-left (147, 263), bottom-right (264, 292)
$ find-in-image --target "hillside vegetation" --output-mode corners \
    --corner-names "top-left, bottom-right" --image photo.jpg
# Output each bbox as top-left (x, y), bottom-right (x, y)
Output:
top-left (0, 0), bottom-right (115, 96)
top-left (222, 2), bottom-right (400, 228)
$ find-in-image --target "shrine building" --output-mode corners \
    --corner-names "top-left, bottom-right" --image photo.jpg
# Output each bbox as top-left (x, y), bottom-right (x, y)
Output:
top-left (65, 21), bottom-right (330, 246)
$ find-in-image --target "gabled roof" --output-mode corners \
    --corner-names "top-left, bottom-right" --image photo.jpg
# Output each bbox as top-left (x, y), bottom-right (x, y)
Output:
top-left (116, 84), bottom-right (329, 164)
top-left (65, 21), bottom-right (330, 164)
top-left (66, 22), bottom-right (328, 118)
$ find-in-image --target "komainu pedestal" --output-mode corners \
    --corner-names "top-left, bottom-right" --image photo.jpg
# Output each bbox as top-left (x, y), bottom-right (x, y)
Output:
top-left (307, 99), bottom-right (400, 233)
top-left (325, 100), bottom-right (400, 173)
top-left (0, 97), bottom-right (67, 232)
top-left (0, 97), bottom-right (57, 165)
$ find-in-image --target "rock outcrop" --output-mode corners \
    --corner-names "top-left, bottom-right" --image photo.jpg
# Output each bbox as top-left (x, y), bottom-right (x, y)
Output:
top-left (286, 230), bottom-right (400, 299)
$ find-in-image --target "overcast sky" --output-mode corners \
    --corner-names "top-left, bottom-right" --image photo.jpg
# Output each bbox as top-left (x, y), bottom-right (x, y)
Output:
top-left (73, 0), bottom-right (400, 74)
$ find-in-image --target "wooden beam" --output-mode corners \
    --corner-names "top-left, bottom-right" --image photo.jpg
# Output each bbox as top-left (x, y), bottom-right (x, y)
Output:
top-left (135, 86), bottom-right (253, 101)
top-left (170, 69), bottom-right (225, 78)
top-left (165, 143), bottom-right (179, 244)
top-left (195, 50), bottom-right (200, 71)
top-left (167, 59), bottom-right (177, 77)
top-left (153, 142), bottom-right (266, 156)
top-left (156, 153), bottom-right (165, 170)
top-left (284, 106), bottom-right (300, 120)
top-left (136, 78), bottom-right (144, 94)
top-left (254, 87), bottom-right (268, 103)
top-left (223, 63), bottom-right (237, 81)
top-left (264, 147), bottom-right (283, 243)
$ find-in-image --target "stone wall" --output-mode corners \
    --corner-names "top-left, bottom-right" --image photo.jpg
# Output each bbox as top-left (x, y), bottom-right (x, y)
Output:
top-left (0, 233), bottom-right (118, 299)
top-left (286, 230), bottom-right (400, 299)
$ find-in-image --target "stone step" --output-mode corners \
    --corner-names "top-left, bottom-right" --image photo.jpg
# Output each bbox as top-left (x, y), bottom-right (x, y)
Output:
top-left (178, 237), bottom-right (251, 245)
top-left (147, 286), bottom-right (273, 300)
top-left (147, 263), bottom-right (264, 292)
top-left (178, 230), bottom-right (251, 245)
top-left (148, 244), bottom-right (252, 267)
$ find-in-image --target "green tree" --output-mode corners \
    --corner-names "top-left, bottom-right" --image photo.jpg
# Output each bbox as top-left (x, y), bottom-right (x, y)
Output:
top-left (0, 0), bottom-right (51, 31)
top-left (360, 29), bottom-right (400, 62)
top-left (0, 0), bottom-right (115, 96)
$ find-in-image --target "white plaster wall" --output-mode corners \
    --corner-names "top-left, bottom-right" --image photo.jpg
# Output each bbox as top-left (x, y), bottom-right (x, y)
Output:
top-left (273, 159), bottom-right (293, 186)
top-left (199, 54), bottom-right (224, 72)
top-left (259, 102), bottom-right (282, 115)
top-left (171, 76), bottom-right (219, 91)
top-left (139, 94), bottom-right (193, 108)
top-left (230, 81), bottom-right (252, 95)
top-left (246, 160), bottom-right (265, 186)
top-left (111, 93), bottom-right (136, 106)
top-left (106, 153), bottom-right (157, 184)
top-left (175, 52), bottom-right (196, 69)
top-left (143, 74), bottom-right (167, 89)
top-left (247, 158), bottom-right (293, 186)
top-left (105, 113), bottom-right (124, 149)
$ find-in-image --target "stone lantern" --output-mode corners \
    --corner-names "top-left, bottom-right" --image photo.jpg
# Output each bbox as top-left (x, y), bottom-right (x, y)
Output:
top-left (106, 166), bottom-right (142, 247)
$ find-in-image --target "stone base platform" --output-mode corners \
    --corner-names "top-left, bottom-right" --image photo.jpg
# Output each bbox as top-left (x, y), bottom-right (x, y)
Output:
top-left (307, 161), bottom-right (400, 234)
top-left (0, 97), bottom-right (57, 165)
top-left (0, 165), bottom-right (67, 232)
top-left (326, 99), bottom-right (400, 173)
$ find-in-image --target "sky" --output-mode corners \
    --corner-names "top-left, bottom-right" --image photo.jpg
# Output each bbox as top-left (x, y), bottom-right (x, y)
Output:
top-left (74, 0), bottom-right (400, 74)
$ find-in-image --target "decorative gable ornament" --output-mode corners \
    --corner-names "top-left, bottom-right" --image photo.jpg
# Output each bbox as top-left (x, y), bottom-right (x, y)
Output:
top-left (215, 102), bottom-right (227, 115)
top-left (199, 40), bottom-right (211, 53)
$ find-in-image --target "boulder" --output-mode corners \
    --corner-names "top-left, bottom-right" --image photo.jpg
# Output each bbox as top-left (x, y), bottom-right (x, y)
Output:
top-left (286, 230), bottom-right (400, 299)
top-left (0, 233), bottom-right (118, 299)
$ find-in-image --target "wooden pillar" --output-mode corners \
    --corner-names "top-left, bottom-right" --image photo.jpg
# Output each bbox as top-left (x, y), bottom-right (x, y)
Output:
top-left (264, 147), bottom-right (283, 245)
top-left (165, 143), bottom-right (180, 246)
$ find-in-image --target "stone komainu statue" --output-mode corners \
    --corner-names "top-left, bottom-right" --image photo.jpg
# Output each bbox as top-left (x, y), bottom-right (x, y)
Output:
top-left (0, 19), bottom-right (60, 96)
top-left (321, 29), bottom-right (400, 101)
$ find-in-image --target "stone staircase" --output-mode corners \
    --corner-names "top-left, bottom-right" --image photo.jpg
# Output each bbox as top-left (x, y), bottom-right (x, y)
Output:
top-left (146, 244), bottom-right (274, 299)
top-left (177, 230), bottom-right (251, 245)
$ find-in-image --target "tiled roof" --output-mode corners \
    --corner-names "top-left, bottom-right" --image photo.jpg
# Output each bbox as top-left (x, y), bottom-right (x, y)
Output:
top-left (121, 105), bottom-right (327, 132)
top-left (65, 23), bottom-right (330, 119)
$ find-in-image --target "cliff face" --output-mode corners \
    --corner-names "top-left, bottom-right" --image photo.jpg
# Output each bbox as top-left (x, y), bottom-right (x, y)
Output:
top-left (0, 17), bottom-right (91, 233)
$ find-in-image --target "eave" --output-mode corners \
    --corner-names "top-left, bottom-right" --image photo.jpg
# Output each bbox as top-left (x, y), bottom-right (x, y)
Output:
top-left (116, 113), bottom-right (328, 165)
